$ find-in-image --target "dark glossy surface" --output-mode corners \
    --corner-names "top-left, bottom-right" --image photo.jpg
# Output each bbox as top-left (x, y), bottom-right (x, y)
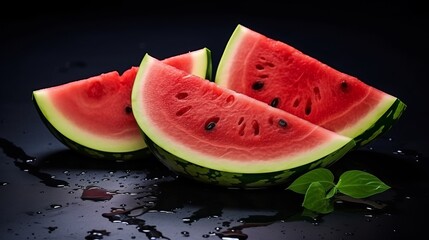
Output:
top-left (1, 4), bottom-right (428, 240)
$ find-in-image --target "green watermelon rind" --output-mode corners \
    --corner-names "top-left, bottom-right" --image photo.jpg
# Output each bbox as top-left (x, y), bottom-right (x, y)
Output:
top-left (143, 132), bottom-right (355, 189)
top-left (355, 98), bottom-right (406, 147)
top-left (195, 47), bottom-right (213, 81)
top-left (32, 95), bottom-right (152, 160)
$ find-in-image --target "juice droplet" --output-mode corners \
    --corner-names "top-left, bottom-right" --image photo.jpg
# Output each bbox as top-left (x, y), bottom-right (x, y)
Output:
top-left (81, 186), bottom-right (115, 201)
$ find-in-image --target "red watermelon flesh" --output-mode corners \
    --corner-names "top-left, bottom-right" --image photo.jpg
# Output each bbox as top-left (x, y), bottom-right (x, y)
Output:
top-left (49, 67), bottom-right (139, 138)
top-left (132, 54), bottom-right (355, 174)
top-left (215, 25), bottom-right (406, 147)
top-left (32, 48), bottom-right (211, 159)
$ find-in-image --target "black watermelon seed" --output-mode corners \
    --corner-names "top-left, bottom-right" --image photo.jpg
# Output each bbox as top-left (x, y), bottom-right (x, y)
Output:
top-left (205, 117), bottom-right (220, 131)
top-left (125, 106), bottom-right (132, 114)
top-left (270, 97), bottom-right (280, 108)
top-left (278, 119), bottom-right (288, 128)
top-left (340, 80), bottom-right (348, 92)
top-left (252, 81), bottom-right (264, 90)
top-left (205, 122), bottom-right (216, 131)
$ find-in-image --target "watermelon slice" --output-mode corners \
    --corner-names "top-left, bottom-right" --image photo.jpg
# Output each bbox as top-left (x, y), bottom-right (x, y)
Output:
top-left (33, 48), bottom-right (212, 160)
top-left (215, 24), bottom-right (406, 147)
top-left (131, 54), bottom-right (356, 188)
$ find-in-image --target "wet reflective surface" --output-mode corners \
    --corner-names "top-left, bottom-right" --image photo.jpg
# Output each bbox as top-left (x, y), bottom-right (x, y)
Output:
top-left (1, 5), bottom-right (428, 239)
top-left (1, 134), bottom-right (428, 239)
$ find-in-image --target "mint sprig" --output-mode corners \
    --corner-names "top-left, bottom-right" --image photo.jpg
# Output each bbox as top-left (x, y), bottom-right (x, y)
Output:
top-left (287, 168), bottom-right (391, 214)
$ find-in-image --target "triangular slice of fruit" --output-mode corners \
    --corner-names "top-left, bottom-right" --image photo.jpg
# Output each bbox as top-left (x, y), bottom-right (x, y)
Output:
top-left (215, 24), bottom-right (406, 148)
top-left (131, 54), bottom-right (356, 188)
top-left (33, 48), bottom-right (212, 160)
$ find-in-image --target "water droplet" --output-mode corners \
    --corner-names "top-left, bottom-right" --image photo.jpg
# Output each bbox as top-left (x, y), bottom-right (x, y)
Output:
top-left (181, 231), bottom-right (190, 237)
top-left (1, 182), bottom-right (9, 186)
top-left (50, 204), bottom-right (62, 209)
top-left (85, 229), bottom-right (110, 240)
top-left (393, 149), bottom-right (404, 155)
top-left (182, 218), bottom-right (193, 224)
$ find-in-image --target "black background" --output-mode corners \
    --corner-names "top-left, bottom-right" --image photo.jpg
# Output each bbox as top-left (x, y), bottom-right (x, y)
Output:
top-left (1, 2), bottom-right (428, 240)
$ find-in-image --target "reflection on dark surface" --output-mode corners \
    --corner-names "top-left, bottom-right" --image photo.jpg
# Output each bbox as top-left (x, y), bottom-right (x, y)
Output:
top-left (102, 206), bottom-right (170, 240)
top-left (0, 136), bottom-right (427, 239)
top-left (0, 138), bottom-right (69, 188)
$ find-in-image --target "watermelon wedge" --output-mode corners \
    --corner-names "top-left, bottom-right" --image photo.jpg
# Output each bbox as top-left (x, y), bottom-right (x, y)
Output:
top-left (32, 48), bottom-right (212, 160)
top-left (131, 54), bottom-right (356, 188)
top-left (215, 24), bottom-right (406, 147)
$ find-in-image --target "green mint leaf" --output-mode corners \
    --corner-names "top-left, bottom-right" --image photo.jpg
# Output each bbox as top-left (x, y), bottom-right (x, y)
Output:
top-left (336, 170), bottom-right (391, 198)
top-left (302, 182), bottom-right (334, 214)
top-left (287, 168), bottom-right (335, 194)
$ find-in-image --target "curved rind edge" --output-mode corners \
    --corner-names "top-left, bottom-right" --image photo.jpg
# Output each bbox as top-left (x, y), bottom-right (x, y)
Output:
top-left (143, 133), bottom-right (355, 189)
top-left (32, 93), bottom-right (150, 161)
top-left (355, 99), bottom-right (407, 148)
top-left (204, 48), bottom-right (213, 81)
top-left (214, 24), bottom-right (245, 85)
